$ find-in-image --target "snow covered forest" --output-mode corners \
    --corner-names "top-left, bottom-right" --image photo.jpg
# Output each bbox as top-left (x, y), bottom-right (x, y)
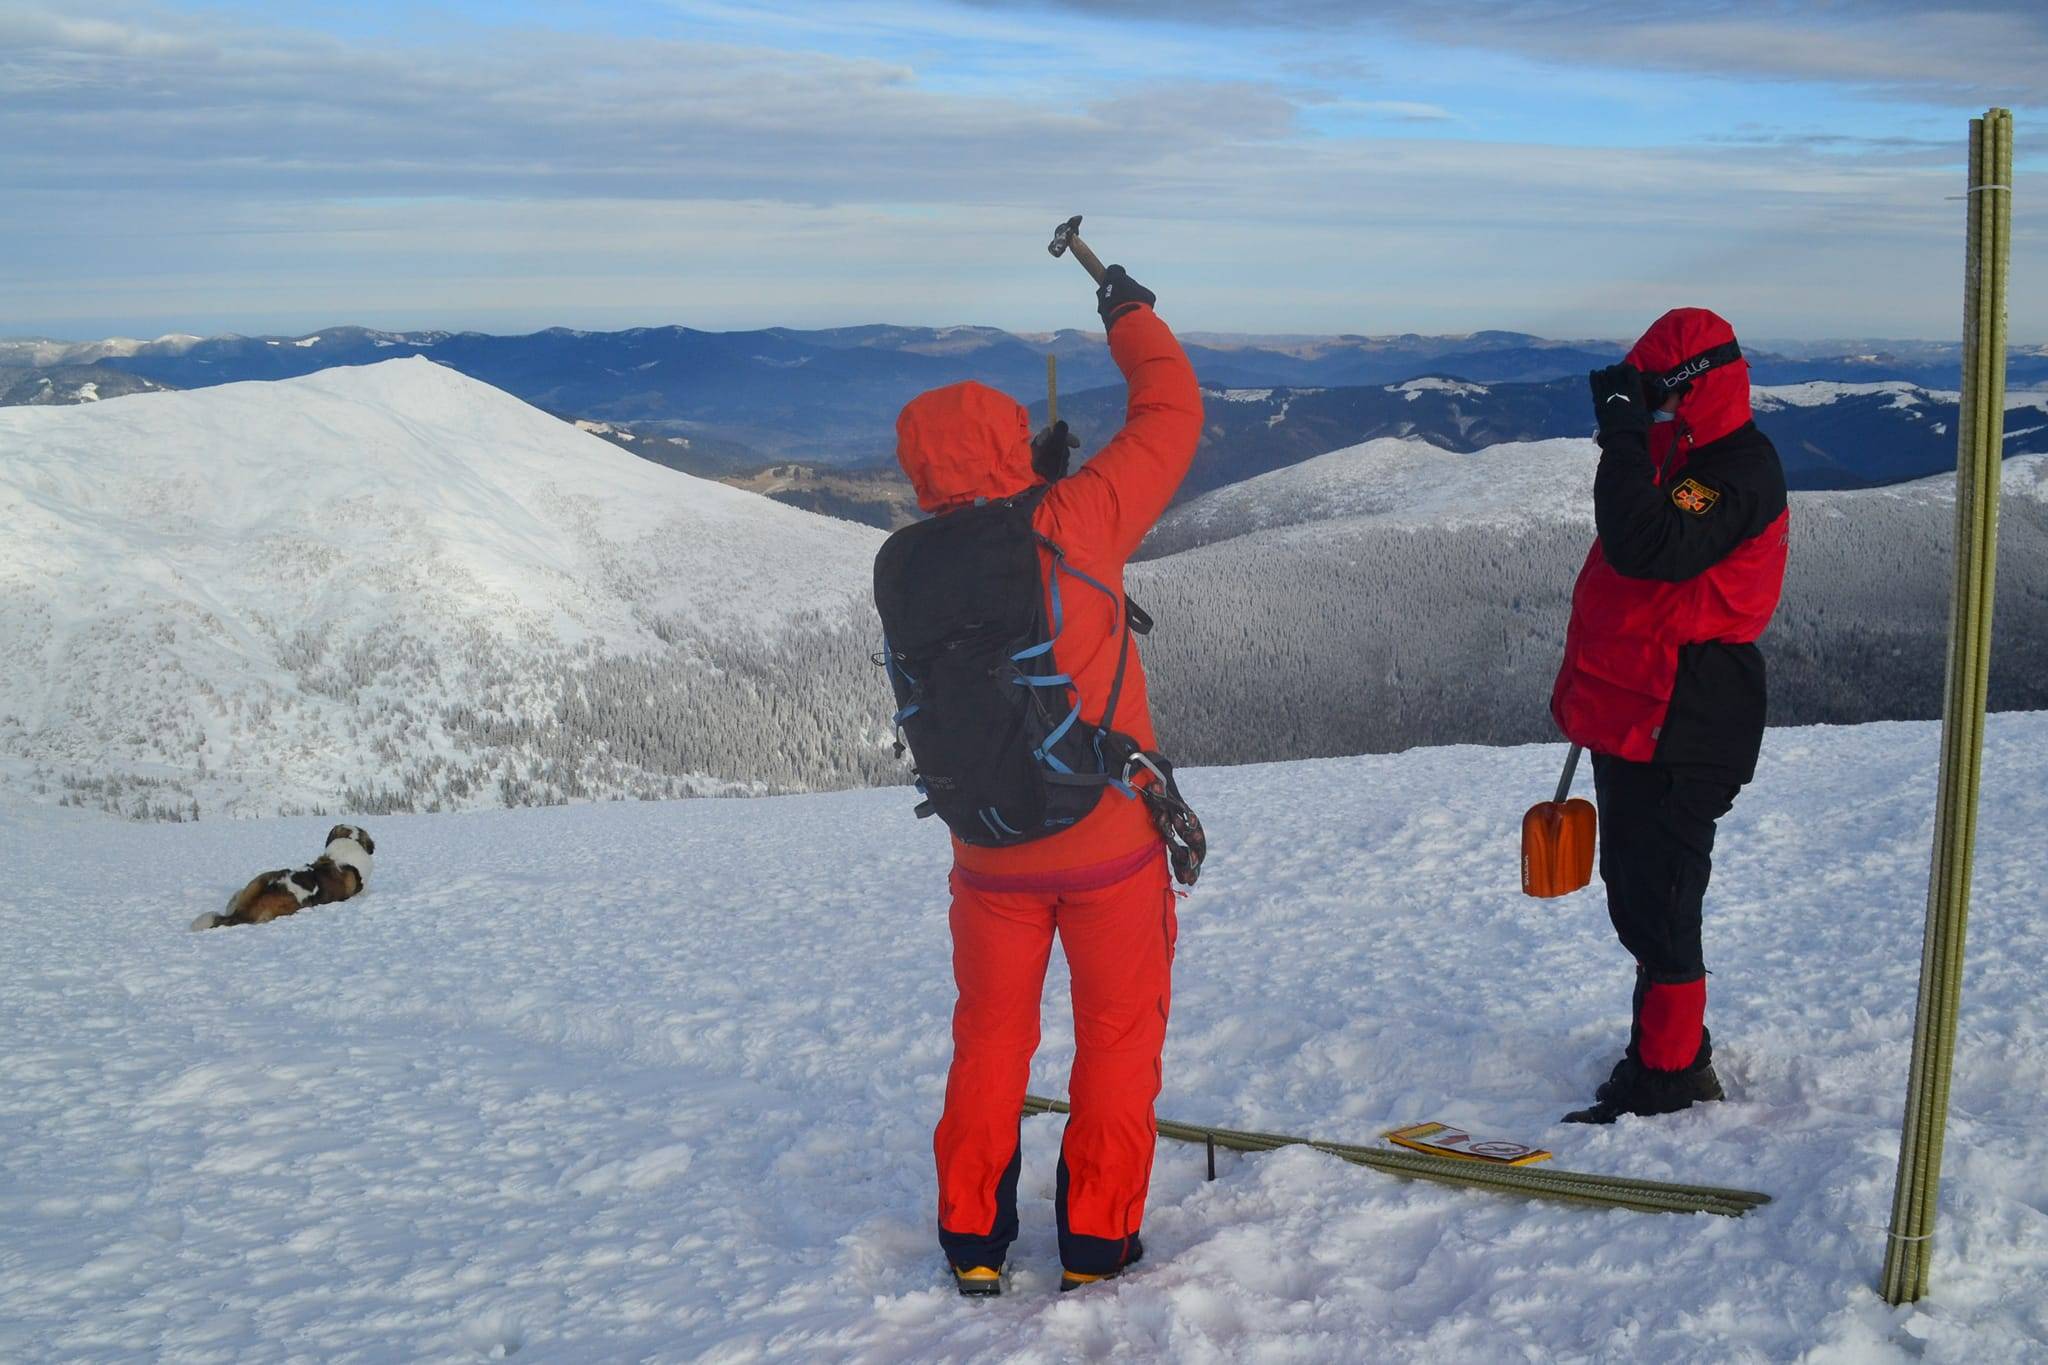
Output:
top-left (321, 600), bottom-right (902, 813)
top-left (1132, 450), bottom-right (2048, 765)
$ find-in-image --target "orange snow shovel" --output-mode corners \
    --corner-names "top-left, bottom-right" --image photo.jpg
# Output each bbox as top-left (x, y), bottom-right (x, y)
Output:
top-left (1522, 745), bottom-right (1596, 898)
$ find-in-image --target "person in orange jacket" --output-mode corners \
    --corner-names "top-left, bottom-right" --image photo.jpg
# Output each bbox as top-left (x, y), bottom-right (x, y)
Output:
top-left (881, 265), bottom-right (1203, 1294)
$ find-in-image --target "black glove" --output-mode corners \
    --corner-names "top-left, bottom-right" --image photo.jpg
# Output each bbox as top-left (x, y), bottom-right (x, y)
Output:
top-left (1589, 363), bottom-right (1650, 439)
top-left (1031, 419), bottom-right (1079, 482)
top-left (1096, 265), bottom-right (1156, 330)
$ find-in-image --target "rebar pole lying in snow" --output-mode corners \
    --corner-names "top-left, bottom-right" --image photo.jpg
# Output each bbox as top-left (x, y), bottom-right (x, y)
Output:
top-left (1021, 1096), bottom-right (1772, 1218)
top-left (1880, 107), bottom-right (2015, 1307)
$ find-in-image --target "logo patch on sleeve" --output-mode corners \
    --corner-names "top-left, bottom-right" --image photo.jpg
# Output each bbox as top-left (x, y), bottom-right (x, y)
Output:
top-left (1671, 478), bottom-right (1721, 515)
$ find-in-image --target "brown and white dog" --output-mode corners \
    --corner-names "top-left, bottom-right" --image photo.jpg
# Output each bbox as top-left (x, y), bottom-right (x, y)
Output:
top-left (191, 824), bottom-right (376, 930)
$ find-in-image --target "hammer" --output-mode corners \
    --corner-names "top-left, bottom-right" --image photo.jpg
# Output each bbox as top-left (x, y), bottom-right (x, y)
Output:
top-left (1047, 214), bottom-right (1108, 284)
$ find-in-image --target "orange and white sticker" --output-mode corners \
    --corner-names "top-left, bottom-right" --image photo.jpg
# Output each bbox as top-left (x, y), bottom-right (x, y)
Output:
top-left (1385, 1121), bottom-right (1553, 1166)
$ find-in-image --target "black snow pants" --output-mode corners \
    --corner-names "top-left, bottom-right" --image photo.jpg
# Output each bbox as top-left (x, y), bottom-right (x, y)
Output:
top-left (1590, 754), bottom-right (1743, 984)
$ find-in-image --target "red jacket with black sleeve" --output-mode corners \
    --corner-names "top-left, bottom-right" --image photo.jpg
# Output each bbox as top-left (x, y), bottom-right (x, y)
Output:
top-left (892, 305), bottom-right (1204, 877)
top-left (1551, 309), bottom-right (1790, 779)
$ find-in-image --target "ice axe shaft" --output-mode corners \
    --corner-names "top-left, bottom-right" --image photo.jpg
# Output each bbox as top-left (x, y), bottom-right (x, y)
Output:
top-left (1048, 214), bottom-right (1108, 284)
top-left (1047, 352), bottom-right (1059, 425)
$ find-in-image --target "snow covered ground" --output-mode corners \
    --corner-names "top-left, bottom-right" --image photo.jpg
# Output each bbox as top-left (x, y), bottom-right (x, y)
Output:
top-left (3, 712), bottom-right (2044, 1361)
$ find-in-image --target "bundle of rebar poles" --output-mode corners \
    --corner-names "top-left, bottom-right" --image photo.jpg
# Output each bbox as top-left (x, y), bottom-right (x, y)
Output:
top-left (1021, 1096), bottom-right (1771, 1218)
top-left (1880, 107), bottom-right (2016, 1306)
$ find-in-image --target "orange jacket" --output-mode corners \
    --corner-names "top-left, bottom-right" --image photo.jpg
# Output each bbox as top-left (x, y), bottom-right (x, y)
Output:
top-left (893, 305), bottom-right (1203, 879)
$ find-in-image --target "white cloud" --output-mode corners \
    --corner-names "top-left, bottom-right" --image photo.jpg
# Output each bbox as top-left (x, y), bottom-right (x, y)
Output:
top-left (0, 1), bottom-right (2038, 340)
top-left (1348, 100), bottom-right (1454, 122)
top-left (963, 0), bottom-right (2048, 106)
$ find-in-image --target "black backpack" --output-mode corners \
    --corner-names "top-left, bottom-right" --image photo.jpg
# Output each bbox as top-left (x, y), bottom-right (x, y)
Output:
top-left (872, 487), bottom-right (1147, 847)
top-left (872, 488), bottom-right (1208, 884)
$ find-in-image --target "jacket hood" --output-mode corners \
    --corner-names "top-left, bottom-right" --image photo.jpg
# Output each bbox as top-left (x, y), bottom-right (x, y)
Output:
top-left (895, 381), bottom-right (1039, 513)
top-left (1626, 307), bottom-right (1751, 451)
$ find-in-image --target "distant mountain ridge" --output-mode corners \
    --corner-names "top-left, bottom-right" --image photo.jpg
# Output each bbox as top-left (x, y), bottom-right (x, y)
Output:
top-left (12, 322), bottom-right (2040, 460)
top-left (1038, 377), bottom-right (2048, 506)
top-left (560, 372), bottom-right (2048, 531)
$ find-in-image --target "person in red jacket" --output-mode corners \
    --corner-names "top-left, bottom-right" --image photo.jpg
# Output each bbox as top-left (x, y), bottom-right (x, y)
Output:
top-left (1551, 307), bottom-right (1790, 1124)
top-left (890, 266), bottom-right (1203, 1292)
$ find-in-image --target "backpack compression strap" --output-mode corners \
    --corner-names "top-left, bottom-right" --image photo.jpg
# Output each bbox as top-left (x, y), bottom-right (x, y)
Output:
top-left (1030, 541), bottom-right (1205, 885)
top-left (1029, 542), bottom-right (1140, 795)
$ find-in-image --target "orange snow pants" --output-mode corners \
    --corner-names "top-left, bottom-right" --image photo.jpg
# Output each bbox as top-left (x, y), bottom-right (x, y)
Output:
top-left (934, 846), bottom-right (1176, 1276)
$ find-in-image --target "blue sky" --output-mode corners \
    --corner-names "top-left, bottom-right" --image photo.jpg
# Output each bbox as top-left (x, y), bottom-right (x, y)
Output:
top-left (1, 0), bottom-right (2041, 341)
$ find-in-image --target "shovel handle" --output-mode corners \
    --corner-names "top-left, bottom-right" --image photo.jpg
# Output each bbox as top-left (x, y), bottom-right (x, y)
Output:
top-left (1554, 744), bottom-right (1583, 805)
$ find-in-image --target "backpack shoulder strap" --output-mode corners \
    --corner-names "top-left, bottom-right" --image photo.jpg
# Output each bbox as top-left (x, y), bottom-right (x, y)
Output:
top-left (1032, 544), bottom-right (1140, 773)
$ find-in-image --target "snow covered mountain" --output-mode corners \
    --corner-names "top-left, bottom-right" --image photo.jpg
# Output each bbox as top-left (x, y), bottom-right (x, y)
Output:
top-left (0, 333), bottom-right (207, 367)
top-left (8, 361), bottom-right (2043, 819)
top-left (1127, 442), bottom-right (2048, 764)
top-left (0, 359), bottom-right (890, 819)
top-left (0, 363), bottom-right (173, 406)
top-left (4, 711), bottom-right (2044, 1357)
top-left (1044, 379), bottom-right (2048, 500)
top-left (1141, 435), bottom-right (1593, 556)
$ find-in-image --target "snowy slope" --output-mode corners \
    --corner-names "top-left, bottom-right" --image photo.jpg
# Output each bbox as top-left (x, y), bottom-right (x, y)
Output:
top-left (0, 359), bottom-right (887, 817)
top-left (1145, 435), bottom-right (2048, 559)
top-left (2, 713), bottom-right (2044, 1360)
top-left (1752, 380), bottom-right (2048, 413)
top-left (1125, 447), bottom-right (2048, 765)
top-left (1142, 435), bottom-right (1595, 557)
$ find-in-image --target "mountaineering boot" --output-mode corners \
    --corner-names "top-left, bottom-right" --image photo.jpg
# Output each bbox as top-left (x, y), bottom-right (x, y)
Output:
top-left (951, 1263), bottom-right (1005, 1298)
top-left (1564, 1054), bottom-right (1725, 1124)
top-left (1059, 1235), bottom-right (1144, 1293)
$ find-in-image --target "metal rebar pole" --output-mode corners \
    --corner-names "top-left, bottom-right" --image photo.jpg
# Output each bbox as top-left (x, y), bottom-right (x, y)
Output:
top-left (1022, 1095), bottom-right (1771, 1217)
top-left (1881, 107), bottom-right (2013, 1305)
